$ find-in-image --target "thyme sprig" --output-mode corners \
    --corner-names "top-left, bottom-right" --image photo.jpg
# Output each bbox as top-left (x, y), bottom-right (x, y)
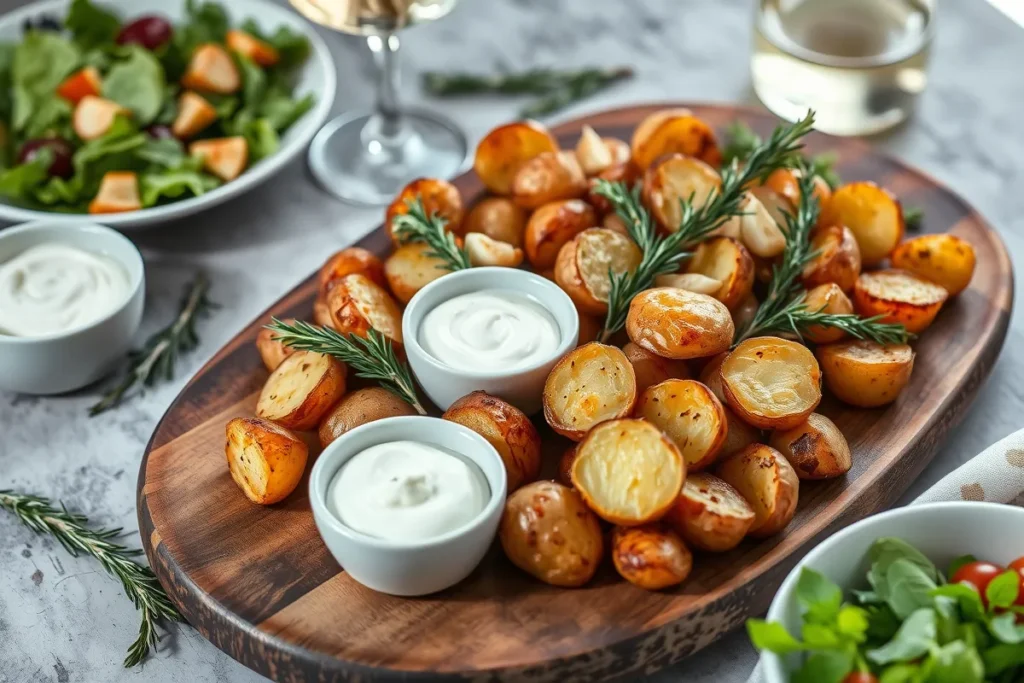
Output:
top-left (391, 198), bottom-right (471, 271)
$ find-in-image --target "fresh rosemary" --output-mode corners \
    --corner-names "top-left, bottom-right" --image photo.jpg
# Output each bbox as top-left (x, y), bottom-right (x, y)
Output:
top-left (0, 490), bottom-right (181, 667)
top-left (391, 198), bottom-right (471, 272)
top-left (904, 205), bottom-right (924, 231)
top-left (267, 319), bottom-right (427, 415)
top-left (722, 119), bottom-right (841, 190)
top-left (90, 273), bottom-right (215, 416)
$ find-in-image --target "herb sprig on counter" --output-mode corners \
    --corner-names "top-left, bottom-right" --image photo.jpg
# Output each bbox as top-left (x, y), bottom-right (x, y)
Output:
top-left (391, 198), bottom-right (471, 271)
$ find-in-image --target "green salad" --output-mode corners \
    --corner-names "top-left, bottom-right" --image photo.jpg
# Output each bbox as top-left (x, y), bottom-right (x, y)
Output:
top-left (749, 538), bottom-right (1024, 683)
top-left (0, 0), bottom-right (314, 214)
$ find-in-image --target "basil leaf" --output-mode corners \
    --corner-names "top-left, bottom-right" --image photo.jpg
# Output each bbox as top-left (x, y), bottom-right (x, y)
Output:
top-left (931, 583), bottom-right (986, 622)
top-left (836, 605), bottom-right (870, 643)
top-left (792, 650), bottom-right (854, 683)
top-left (878, 662), bottom-right (919, 683)
top-left (852, 588), bottom-right (883, 605)
top-left (988, 612), bottom-right (1024, 645)
top-left (928, 640), bottom-right (984, 683)
top-left (103, 47), bottom-right (166, 125)
top-left (983, 642), bottom-right (1024, 675)
top-left (796, 568), bottom-right (844, 623)
top-left (801, 623), bottom-right (841, 649)
top-left (932, 595), bottom-right (961, 646)
top-left (865, 604), bottom-right (903, 643)
top-left (747, 619), bottom-right (805, 654)
top-left (886, 558), bottom-right (939, 619)
top-left (870, 538), bottom-right (942, 583)
top-left (947, 554), bottom-right (977, 579)
top-left (64, 0), bottom-right (121, 50)
top-left (867, 608), bottom-right (937, 665)
top-left (987, 570), bottom-right (1021, 610)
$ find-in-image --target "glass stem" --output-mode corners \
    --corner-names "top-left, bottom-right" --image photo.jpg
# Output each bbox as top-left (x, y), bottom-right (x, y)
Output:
top-left (367, 33), bottom-right (403, 141)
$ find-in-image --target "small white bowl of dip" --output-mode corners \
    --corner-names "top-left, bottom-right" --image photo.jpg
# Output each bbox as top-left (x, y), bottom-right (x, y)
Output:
top-left (402, 267), bottom-right (579, 414)
top-left (0, 221), bottom-right (144, 395)
top-left (309, 415), bottom-right (507, 596)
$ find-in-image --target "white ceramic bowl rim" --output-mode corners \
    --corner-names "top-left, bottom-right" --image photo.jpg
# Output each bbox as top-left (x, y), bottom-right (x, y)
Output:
top-left (309, 415), bottom-right (507, 551)
top-left (0, 220), bottom-right (144, 344)
top-left (401, 267), bottom-right (580, 380)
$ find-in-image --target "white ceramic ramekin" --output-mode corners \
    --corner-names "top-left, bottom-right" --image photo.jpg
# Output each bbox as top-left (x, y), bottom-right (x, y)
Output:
top-left (401, 267), bottom-right (579, 414)
top-left (308, 415), bottom-right (508, 596)
top-left (0, 221), bottom-right (145, 395)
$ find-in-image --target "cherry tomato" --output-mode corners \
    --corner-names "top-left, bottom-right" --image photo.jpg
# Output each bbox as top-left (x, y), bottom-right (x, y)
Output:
top-left (1009, 557), bottom-right (1024, 607)
top-left (1009, 557), bottom-right (1024, 575)
top-left (842, 673), bottom-right (879, 683)
top-left (952, 561), bottom-right (1005, 606)
top-left (144, 124), bottom-right (176, 140)
top-left (17, 138), bottom-right (74, 179)
top-left (116, 16), bottom-right (173, 50)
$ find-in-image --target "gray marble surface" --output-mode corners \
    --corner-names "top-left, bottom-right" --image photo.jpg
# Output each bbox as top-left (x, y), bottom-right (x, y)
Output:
top-left (2, 0), bottom-right (1023, 681)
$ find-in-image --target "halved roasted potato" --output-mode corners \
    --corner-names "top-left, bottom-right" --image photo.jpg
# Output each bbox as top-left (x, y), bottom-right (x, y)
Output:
top-left (313, 295), bottom-right (334, 329)
top-left (721, 337), bottom-right (822, 430)
top-left (384, 242), bottom-right (449, 304)
top-left (385, 177), bottom-right (464, 243)
top-left (225, 417), bottom-right (309, 505)
top-left (318, 386), bottom-right (418, 448)
top-left (511, 150), bottom-right (588, 209)
top-left (665, 472), bottom-right (756, 552)
top-left (575, 125), bottom-right (630, 175)
top-left (626, 288), bottom-right (735, 360)
top-left (326, 273), bottom-right (404, 344)
top-left (816, 340), bottom-right (915, 407)
top-left (685, 236), bottom-right (755, 310)
top-left (524, 199), bottom-right (598, 269)
top-left (721, 191), bottom-right (786, 259)
top-left (635, 379), bottom-right (727, 471)
top-left (318, 247), bottom-right (388, 295)
top-left (255, 350), bottom-right (347, 430)
top-left (801, 283), bottom-right (854, 344)
top-left (770, 413), bottom-right (852, 480)
top-left (611, 524), bottom-right (693, 590)
top-left (653, 272), bottom-right (723, 295)
top-left (474, 120), bottom-right (560, 195)
top-left (256, 318), bottom-right (298, 372)
top-left (571, 418), bottom-right (685, 525)
top-left (465, 232), bottom-right (525, 267)
top-left (643, 154), bottom-right (722, 231)
top-left (543, 342), bottom-right (637, 440)
top-left (820, 182), bottom-right (904, 266)
top-left (853, 269), bottom-right (948, 334)
top-left (463, 197), bottom-right (527, 247)
top-left (716, 444), bottom-right (799, 538)
top-left (631, 109), bottom-right (722, 170)
top-left (750, 185), bottom-right (794, 231)
top-left (554, 228), bottom-right (642, 315)
top-left (558, 444), bottom-right (578, 488)
top-left (623, 342), bottom-right (690, 394)
top-left (762, 167), bottom-right (832, 208)
top-left (890, 233), bottom-right (976, 296)
top-left (802, 225), bottom-right (861, 292)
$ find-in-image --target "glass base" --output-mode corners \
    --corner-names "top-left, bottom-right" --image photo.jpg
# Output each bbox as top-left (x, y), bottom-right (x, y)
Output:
top-left (307, 109), bottom-right (469, 206)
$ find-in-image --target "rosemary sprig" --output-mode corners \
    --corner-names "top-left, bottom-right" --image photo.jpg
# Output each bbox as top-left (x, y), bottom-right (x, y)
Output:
top-left (391, 197), bottom-right (471, 271)
top-left (0, 490), bottom-right (181, 667)
top-left (89, 273), bottom-right (215, 416)
top-left (722, 119), bottom-right (841, 189)
top-left (267, 319), bottom-right (427, 415)
top-left (904, 205), bottom-right (924, 231)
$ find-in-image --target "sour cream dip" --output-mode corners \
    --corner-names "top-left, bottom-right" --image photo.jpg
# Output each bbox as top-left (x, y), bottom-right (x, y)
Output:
top-left (418, 290), bottom-right (560, 373)
top-left (0, 243), bottom-right (131, 337)
top-left (328, 440), bottom-right (490, 543)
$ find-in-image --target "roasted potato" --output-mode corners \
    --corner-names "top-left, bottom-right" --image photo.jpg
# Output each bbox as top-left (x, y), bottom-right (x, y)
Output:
top-left (643, 154), bottom-right (722, 231)
top-left (801, 283), bottom-right (854, 344)
top-left (385, 177), bottom-right (464, 243)
top-left (524, 199), bottom-right (598, 269)
top-left (723, 191), bottom-right (786, 259)
top-left (630, 109), bottom-right (721, 170)
top-left (256, 350), bottom-right (346, 430)
top-left (554, 228), bottom-right (642, 315)
top-left (635, 379), bottom-right (727, 471)
top-left (653, 273), bottom-right (722, 296)
top-left (685, 237), bottom-right (755, 310)
top-left (443, 391), bottom-right (542, 492)
top-left (571, 418), bottom-right (685, 525)
top-left (716, 444), bottom-right (799, 538)
top-left (256, 318), bottom-right (298, 371)
top-left (820, 182), bottom-right (904, 266)
top-left (499, 480), bottom-right (603, 587)
top-left (721, 406), bottom-right (760, 458)
top-left (543, 342), bottom-right (637, 440)
top-left (762, 167), bottom-right (831, 208)
top-left (313, 295), bottom-right (334, 329)
top-left (327, 273), bottom-right (404, 344)
top-left (318, 247), bottom-right (388, 294)
top-left (721, 337), bottom-right (822, 430)
top-left (225, 417), bottom-right (309, 505)
top-left (750, 185), bottom-right (795, 231)
top-left (474, 120), bottom-right (560, 195)
top-left (626, 288), bottom-right (735, 360)
top-left (464, 232), bottom-right (525, 267)
top-left (770, 413), bottom-right (852, 480)
top-left (511, 150), bottom-right (587, 209)
top-left (732, 294), bottom-right (759, 336)
top-left (558, 445), bottom-right (578, 488)
top-left (383, 242), bottom-right (448, 304)
top-left (463, 197), bottom-right (527, 247)
top-left (623, 342), bottom-right (690, 394)
top-left (853, 269), bottom-right (948, 334)
top-left (587, 162), bottom-right (642, 215)
top-left (575, 125), bottom-right (630, 176)
top-left (665, 472), bottom-right (756, 552)
top-left (890, 234), bottom-right (976, 296)
top-left (318, 387), bottom-right (417, 448)
top-left (611, 524), bottom-right (693, 590)
top-left (816, 340), bottom-right (915, 407)
top-left (602, 212), bottom-right (630, 236)
top-left (698, 351), bottom-right (728, 403)
top-left (578, 311), bottom-right (603, 346)
top-left (802, 225), bottom-right (861, 292)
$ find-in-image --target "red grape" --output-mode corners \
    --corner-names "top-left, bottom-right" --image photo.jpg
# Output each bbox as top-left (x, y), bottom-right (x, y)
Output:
top-left (116, 16), bottom-right (173, 50)
top-left (18, 138), bottom-right (74, 179)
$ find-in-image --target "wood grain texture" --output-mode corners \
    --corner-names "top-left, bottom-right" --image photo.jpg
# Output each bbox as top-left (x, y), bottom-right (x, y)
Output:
top-left (137, 104), bottom-right (1014, 683)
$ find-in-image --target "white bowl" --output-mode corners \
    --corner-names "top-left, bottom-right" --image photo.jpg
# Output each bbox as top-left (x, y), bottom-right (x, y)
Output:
top-left (0, 220), bottom-right (145, 394)
top-left (401, 267), bottom-right (579, 414)
top-left (308, 415), bottom-right (508, 597)
top-left (762, 501), bottom-right (1024, 683)
top-left (0, 0), bottom-right (336, 230)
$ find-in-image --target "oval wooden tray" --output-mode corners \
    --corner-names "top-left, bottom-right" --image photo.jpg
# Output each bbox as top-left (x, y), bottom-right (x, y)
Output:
top-left (138, 103), bottom-right (1013, 683)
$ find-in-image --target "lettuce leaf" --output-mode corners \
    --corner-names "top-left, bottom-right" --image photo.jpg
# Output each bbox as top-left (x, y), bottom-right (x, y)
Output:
top-left (240, 118), bottom-right (279, 161)
top-left (259, 89), bottom-right (314, 131)
top-left (12, 32), bottom-right (80, 133)
top-left (140, 167), bottom-right (219, 206)
top-left (65, 0), bottom-right (121, 50)
top-left (0, 151), bottom-right (51, 199)
top-left (102, 46), bottom-right (166, 125)
top-left (240, 19), bottom-right (310, 70)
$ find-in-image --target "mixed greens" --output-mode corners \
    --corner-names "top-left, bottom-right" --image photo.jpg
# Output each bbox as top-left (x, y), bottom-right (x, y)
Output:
top-left (749, 538), bottom-right (1024, 683)
top-left (0, 0), bottom-right (314, 214)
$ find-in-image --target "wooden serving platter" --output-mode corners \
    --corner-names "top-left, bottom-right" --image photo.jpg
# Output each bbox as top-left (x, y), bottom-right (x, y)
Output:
top-left (137, 103), bottom-right (1014, 683)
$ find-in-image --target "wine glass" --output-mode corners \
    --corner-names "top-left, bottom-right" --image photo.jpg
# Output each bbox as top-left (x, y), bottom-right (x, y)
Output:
top-left (291, 0), bottom-right (468, 206)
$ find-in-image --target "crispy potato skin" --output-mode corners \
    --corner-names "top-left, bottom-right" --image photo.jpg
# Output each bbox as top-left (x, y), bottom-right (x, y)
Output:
top-left (732, 294), bottom-right (759, 337)
top-left (665, 472), bottom-right (756, 552)
top-left (802, 283), bottom-right (854, 344)
top-left (318, 248), bottom-right (388, 295)
top-left (225, 417), bottom-right (309, 505)
top-left (577, 311), bottom-right (603, 346)
top-left (443, 391), bottom-right (542, 492)
top-left (763, 168), bottom-right (831, 208)
top-left (463, 197), bottom-right (528, 247)
top-left (256, 318), bottom-right (298, 372)
top-left (554, 228), bottom-right (642, 315)
top-left (256, 350), bottom-right (347, 431)
top-left (631, 110), bottom-right (722, 170)
top-left (720, 406), bottom-right (761, 458)
top-left (543, 342), bottom-right (637, 440)
top-left (721, 337), bottom-right (822, 430)
top-left (327, 273), bottom-right (404, 344)
top-left (586, 162), bottom-right (641, 215)
top-left (816, 340), bottom-right (915, 408)
top-left (312, 295), bottom-right (334, 329)
top-left (853, 269), bottom-right (948, 334)
top-left (626, 287), bottom-right (735, 360)
top-left (511, 151), bottom-right (588, 209)
top-left (820, 182), bottom-right (904, 266)
top-left (802, 225), bottom-right (861, 292)
top-left (557, 445), bottom-right (578, 488)
top-left (499, 481), bottom-right (603, 587)
top-left (623, 342), bottom-right (691, 394)
top-left (611, 524), bottom-right (693, 590)
top-left (384, 178), bottom-right (464, 243)
top-left (385, 242), bottom-right (450, 304)
top-left (716, 444), bottom-right (799, 538)
top-left (890, 234), bottom-right (976, 296)
top-left (524, 199), bottom-right (598, 269)
top-left (644, 154), bottom-right (722, 232)
top-left (770, 413), bottom-right (852, 480)
top-left (685, 236), bottom-right (756, 310)
top-left (474, 121), bottom-right (559, 195)
top-left (635, 379), bottom-right (727, 471)
top-left (318, 387), bottom-right (417, 448)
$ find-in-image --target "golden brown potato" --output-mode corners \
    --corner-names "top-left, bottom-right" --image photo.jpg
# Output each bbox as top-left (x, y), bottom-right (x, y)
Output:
top-left (654, 272), bottom-right (722, 296)
top-left (226, 417), bottom-right (309, 505)
top-left (318, 247), bottom-right (388, 295)
top-left (443, 391), bottom-right (542, 492)
top-left (770, 413), bottom-right (852, 480)
top-left (716, 444), bottom-right (799, 538)
top-left (890, 234), bottom-right (976, 296)
top-left (256, 318), bottom-right (298, 372)
top-left (524, 199), bottom-right (598, 270)
top-left (571, 418), bottom-right (685, 525)
top-left (698, 351), bottom-right (728, 402)
top-left (575, 125), bottom-right (631, 176)
top-left (636, 379), bottom-right (727, 471)
top-left (499, 480), bottom-right (603, 587)
top-left (685, 237), bottom-right (755, 310)
top-left (327, 273), bottom-right (404, 344)
top-left (732, 293), bottom-right (759, 336)
top-left (463, 197), bottom-right (527, 247)
top-left (626, 288), bottom-right (735, 360)
top-left (464, 232), bottom-right (525, 267)
top-left (256, 351), bottom-right (346, 430)
top-left (643, 154), bottom-right (722, 231)
top-left (474, 120), bottom-right (560, 195)
top-left (558, 445), bottom-right (578, 488)
top-left (623, 342), bottom-right (691, 394)
top-left (602, 212), bottom-right (630, 236)
top-left (554, 228), bottom-right (642, 315)
top-left (853, 269), bottom-right (948, 334)
top-left (611, 524), bottom-right (693, 590)
top-left (665, 472), bottom-right (756, 552)
top-left (802, 225), bottom-right (861, 292)
top-left (820, 182), bottom-right (904, 266)
top-left (801, 283), bottom-right (854, 344)
top-left (631, 110), bottom-right (722, 170)
top-left (720, 406), bottom-right (761, 458)
top-left (816, 340), bottom-right (915, 408)
top-left (721, 337), bottom-right (821, 430)
top-left (543, 342), bottom-right (637, 441)
top-left (313, 295), bottom-right (334, 329)
top-left (762, 167), bottom-right (831, 208)
top-left (385, 177), bottom-right (465, 243)
top-left (384, 242), bottom-right (449, 304)
top-left (318, 387), bottom-right (418, 448)
top-left (586, 161), bottom-right (642, 215)
top-left (578, 311), bottom-right (603, 346)
top-left (511, 150), bottom-right (587, 209)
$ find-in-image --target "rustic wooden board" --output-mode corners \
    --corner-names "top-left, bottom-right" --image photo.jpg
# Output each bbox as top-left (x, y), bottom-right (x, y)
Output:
top-left (137, 103), bottom-right (1014, 683)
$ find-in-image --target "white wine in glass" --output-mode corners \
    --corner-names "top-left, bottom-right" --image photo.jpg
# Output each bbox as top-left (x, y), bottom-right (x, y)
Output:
top-left (292, 0), bottom-right (467, 205)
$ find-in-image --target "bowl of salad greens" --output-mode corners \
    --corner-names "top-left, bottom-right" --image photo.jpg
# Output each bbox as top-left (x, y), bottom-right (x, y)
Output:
top-left (0, 0), bottom-right (335, 228)
top-left (752, 502), bottom-right (1024, 683)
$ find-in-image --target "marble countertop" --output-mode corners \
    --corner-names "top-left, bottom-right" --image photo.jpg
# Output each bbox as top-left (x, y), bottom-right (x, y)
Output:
top-left (2, 0), bottom-right (1023, 681)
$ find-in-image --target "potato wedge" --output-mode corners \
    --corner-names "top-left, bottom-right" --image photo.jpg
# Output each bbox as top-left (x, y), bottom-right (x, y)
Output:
top-left (463, 197), bottom-right (528, 247)
top-left (721, 337), bottom-right (821, 430)
top-left (465, 232), bottom-right (524, 267)
top-left (385, 177), bottom-right (464, 243)
top-left (643, 154), bottom-right (722, 232)
top-left (524, 199), bottom-right (598, 269)
top-left (256, 350), bottom-right (347, 430)
top-left (89, 170), bottom-right (141, 214)
top-left (631, 110), bottom-right (722, 170)
top-left (554, 228), bottom-right (642, 315)
top-left (326, 273), bottom-right (404, 344)
top-left (575, 125), bottom-right (630, 176)
top-left (384, 242), bottom-right (449, 304)
top-left (816, 340), bottom-right (915, 407)
top-left (558, 445), bottom-right (578, 488)
top-left (256, 318), bottom-right (298, 372)
top-left (802, 225), bottom-right (861, 292)
top-left (626, 288), bottom-right (735, 360)
top-left (571, 418), bottom-right (685, 525)
top-left (225, 417), bottom-right (308, 505)
top-left (318, 387), bottom-right (418, 448)
top-left (511, 150), bottom-right (587, 209)
top-left (665, 472), bottom-right (756, 552)
top-left (653, 273), bottom-right (723, 296)
top-left (611, 524), bottom-right (693, 590)
top-left (474, 120), bottom-right (559, 195)
top-left (890, 233), bottom-right (976, 296)
top-left (318, 247), bottom-right (387, 295)
top-left (820, 182), bottom-right (904, 266)
top-left (543, 342), bottom-right (637, 440)
top-left (623, 342), bottom-right (691, 394)
top-left (802, 283), bottom-right (854, 344)
top-left (182, 43), bottom-right (240, 94)
top-left (770, 413), bottom-right (852, 480)
top-left (716, 444), bottom-right (799, 538)
top-left (635, 379), bottom-right (727, 471)
top-left (190, 137), bottom-right (247, 181)
top-left (853, 269), bottom-right (948, 334)
top-left (685, 237), bottom-right (755, 310)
